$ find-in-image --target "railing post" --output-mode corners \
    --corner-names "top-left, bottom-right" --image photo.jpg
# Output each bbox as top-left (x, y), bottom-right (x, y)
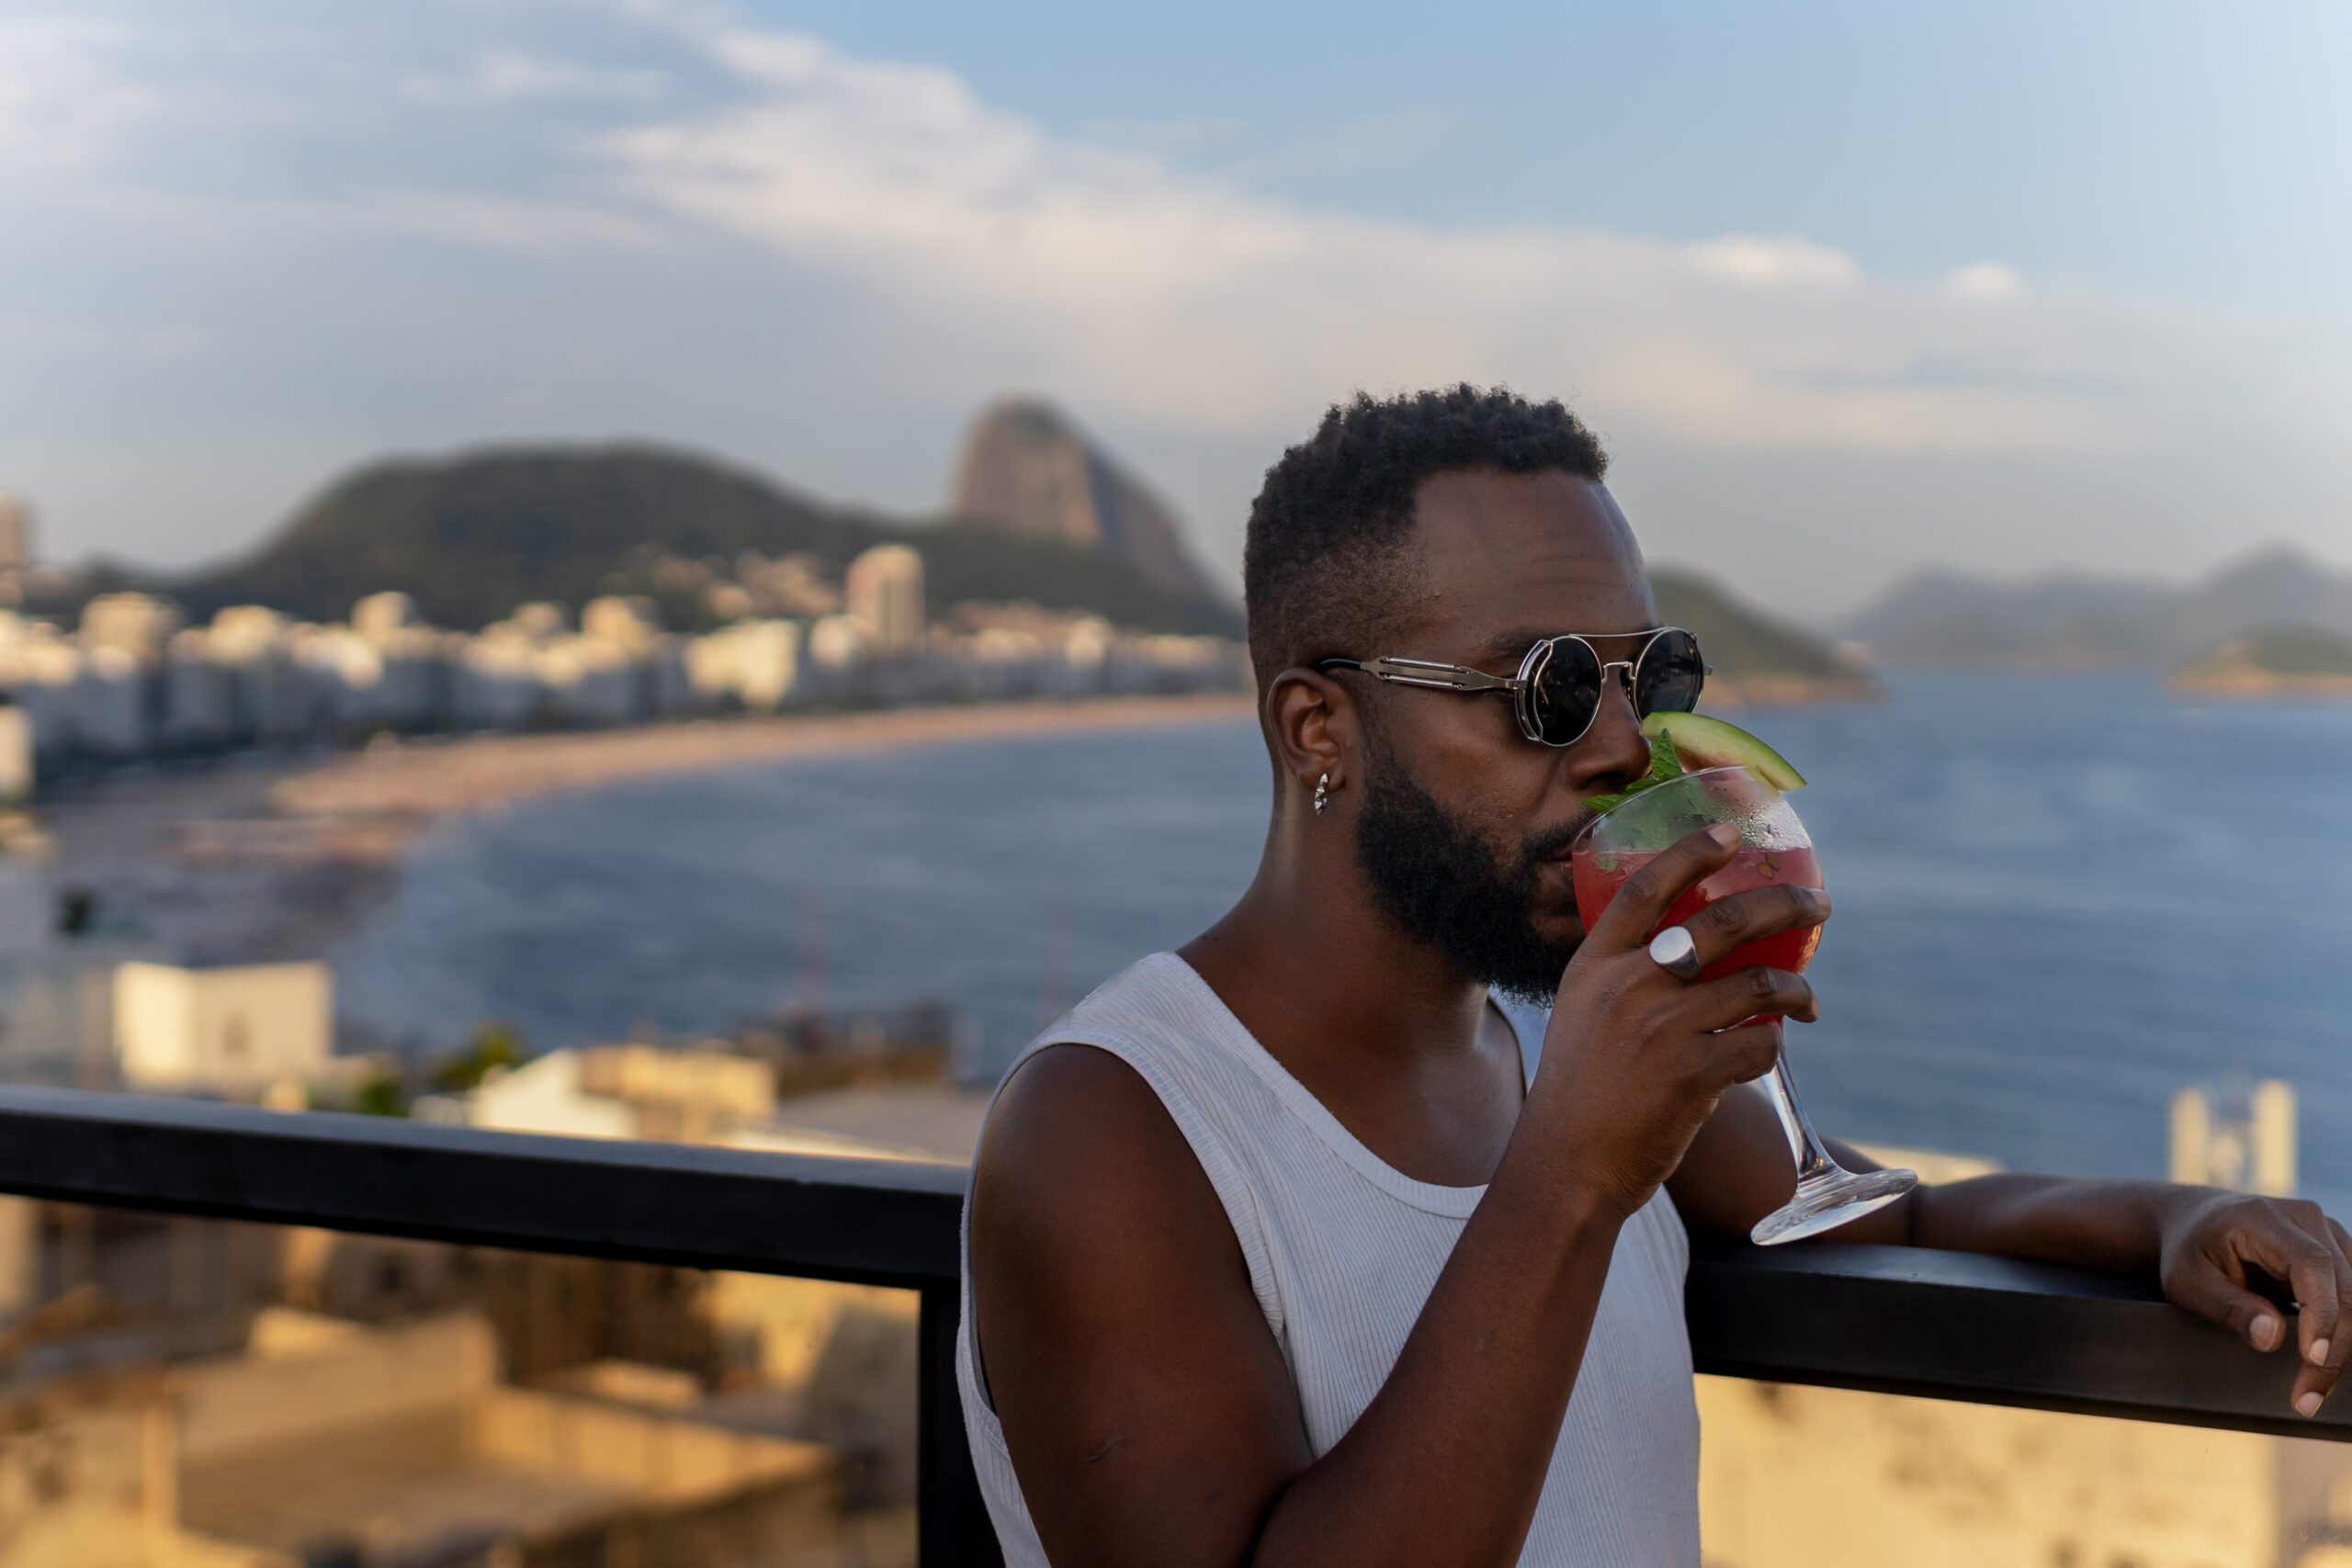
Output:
top-left (920, 1280), bottom-right (1003, 1567)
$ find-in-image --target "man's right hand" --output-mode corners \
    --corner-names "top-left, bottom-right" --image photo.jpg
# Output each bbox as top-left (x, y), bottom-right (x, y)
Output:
top-left (1532, 820), bottom-right (1831, 1222)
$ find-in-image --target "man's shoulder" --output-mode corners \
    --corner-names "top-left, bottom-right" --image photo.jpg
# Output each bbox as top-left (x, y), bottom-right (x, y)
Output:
top-left (985, 1042), bottom-right (1174, 1175)
top-left (970, 1041), bottom-right (1248, 1309)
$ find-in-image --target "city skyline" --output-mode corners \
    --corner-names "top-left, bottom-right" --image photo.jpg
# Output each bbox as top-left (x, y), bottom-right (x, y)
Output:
top-left (2, 1), bottom-right (2346, 618)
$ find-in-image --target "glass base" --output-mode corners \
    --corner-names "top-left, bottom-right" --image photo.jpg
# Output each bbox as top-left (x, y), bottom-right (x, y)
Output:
top-left (1750, 1166), bottom-right (1918, 1247)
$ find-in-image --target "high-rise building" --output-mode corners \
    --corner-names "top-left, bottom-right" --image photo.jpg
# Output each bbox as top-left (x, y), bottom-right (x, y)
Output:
top-left (844, 545), bottom-right (925, 658)
top-left (0, 495), bottom-right (30, 574)
top-left (2172, 1079), bottom-right (2296, 1195)
top-left (78, 592), bottom-right (184, 664)
top-left (352, 590), bottom-right (420, 641)
top-left (0, 698), bottom-right (30, 805)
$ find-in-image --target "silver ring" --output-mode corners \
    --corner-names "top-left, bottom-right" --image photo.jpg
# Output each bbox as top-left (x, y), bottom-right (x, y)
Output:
top-left (1647, 924), bottom-right (1704, 981)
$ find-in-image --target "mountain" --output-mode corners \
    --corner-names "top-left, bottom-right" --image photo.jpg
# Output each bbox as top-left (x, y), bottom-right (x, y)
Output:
top-left (19, 412), bottom-right (1864, 686)
top-left (1650, 569), bottom-right (1876, 698)
top-left (948, 398), bottom-right (1228, 617)
top-left (1844, 546), bottom-right (2352, 670)
top-left (118, 444), bottom-right (1243, 637)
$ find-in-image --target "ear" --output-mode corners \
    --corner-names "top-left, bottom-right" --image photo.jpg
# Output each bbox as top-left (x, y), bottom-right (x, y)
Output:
top-left (1264, 665), bottom-right (1358, 805)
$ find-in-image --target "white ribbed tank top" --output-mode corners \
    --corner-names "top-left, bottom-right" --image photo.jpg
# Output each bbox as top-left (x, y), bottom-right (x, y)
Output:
top-left (956, 952), bottom-right (1701, 1565)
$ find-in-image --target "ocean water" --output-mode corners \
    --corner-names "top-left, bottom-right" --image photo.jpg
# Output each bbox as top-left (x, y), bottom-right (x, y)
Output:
top-left (334, 675), bottom-right (2352, 1202)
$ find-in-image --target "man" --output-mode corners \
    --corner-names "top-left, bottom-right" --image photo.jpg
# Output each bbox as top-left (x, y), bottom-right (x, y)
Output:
top-left (959, 386), bottom-right (2351, 1566)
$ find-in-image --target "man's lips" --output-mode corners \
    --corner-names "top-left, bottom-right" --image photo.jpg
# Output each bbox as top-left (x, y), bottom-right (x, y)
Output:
top-left (1536, 816), bottom-right (1600, 863)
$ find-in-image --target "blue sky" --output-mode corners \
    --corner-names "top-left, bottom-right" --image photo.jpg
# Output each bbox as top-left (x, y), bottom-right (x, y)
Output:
top-left (2, 0), bottom-right (2346, 617)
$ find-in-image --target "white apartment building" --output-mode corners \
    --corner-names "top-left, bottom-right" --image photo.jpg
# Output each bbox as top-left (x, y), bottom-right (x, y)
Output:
top-left (536, 633), bottom-right (639, 726)
top-left (689, 619), bottom-right (804, 712)
top-left (844, 545), bottom-right (925, 658)
top-left (79, 592), bottom-right (184, 663)
top-left (0, 701), bottom-right (31, 803)
top-left (351, 590), bottom-right (420, 641)
top-left (451, 630), bottom-right (541, 731)
top-left (74, 645), bottom-right (148, 759)
top-left (0, 570), bottom-right (1245, 777)
top-left (208, 606), bottom-right (311, 743)
top-left (158, 628), bottom-right (235, 750)
top-left (113, 959), bottom-right (333, 1093)
top-left (582, 594), bottom-right (662, 651)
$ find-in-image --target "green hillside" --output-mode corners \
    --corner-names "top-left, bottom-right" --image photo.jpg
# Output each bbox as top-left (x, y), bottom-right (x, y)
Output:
top-left (22, 446), bottom-right (1865, 683)
top-left (1650, 569), bottom-right (1866, 685)
top-left (156, 445), bottom-right (1242, 636)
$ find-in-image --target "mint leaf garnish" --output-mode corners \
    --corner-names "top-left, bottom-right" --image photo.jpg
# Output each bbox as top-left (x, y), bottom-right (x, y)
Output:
top-left (1583, 732), bottom-right (1685, 818)
top-left (1646, 734), bottom-right (1687, 786)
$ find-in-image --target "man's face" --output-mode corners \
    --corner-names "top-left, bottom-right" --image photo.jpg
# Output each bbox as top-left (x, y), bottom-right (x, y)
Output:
top-left (1348, 469), bottom-right (1658, 1004)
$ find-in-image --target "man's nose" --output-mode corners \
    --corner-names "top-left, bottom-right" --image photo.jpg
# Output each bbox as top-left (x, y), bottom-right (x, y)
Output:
top-left (1569, 668), bottom-right (1649, 794)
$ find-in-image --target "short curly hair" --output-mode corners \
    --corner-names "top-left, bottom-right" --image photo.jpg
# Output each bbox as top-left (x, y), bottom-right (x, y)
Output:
top-left (1242, 385), bottom-right (1609, 696)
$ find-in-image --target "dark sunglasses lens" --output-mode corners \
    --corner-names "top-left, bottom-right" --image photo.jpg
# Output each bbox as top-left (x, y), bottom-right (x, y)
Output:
top-left (1635, 629), bottom-right (1705, 716)
top-left (1528, 638), bottom-right (1604, 744)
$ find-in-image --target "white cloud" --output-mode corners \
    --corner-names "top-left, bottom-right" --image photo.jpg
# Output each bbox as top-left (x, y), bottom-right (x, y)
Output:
top-left (359, 189), bottom-right (677, 251)
top-left (1684, 235), bottom-right (1862, 287)
top-left (0, 17), bottom-right (153, 174)
top-left (581, 18), bottom-right (2258, 458)
top-left (1948, 261), bottom-right (2027, 302)
top-left (423, 50), bottom-right (673, 105)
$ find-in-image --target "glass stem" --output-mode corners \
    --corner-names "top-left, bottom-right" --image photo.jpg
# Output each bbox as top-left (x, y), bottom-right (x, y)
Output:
top-left (1762, 1048), bottom-right (1840, 1184)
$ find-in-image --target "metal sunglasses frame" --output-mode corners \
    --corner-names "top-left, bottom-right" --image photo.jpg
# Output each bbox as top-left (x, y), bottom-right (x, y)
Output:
top-left (1313, 626), bottom-right (1705, 748)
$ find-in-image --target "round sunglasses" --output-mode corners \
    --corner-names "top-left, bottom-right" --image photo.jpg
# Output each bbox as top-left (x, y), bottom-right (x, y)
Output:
top-left (1315, 626), bottom-right (1706, 748)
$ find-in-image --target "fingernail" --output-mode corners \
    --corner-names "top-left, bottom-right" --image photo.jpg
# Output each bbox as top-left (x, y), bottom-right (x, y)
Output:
top-left (2313, 1338), bottom-right (2333, 1367)
top-left (2254, 1313), bottom-right (2282, 1350)
top-left (2298, 1392), bottom-right (2323, 1417)
top-left (1707, 823), bottom-right (1739, 847)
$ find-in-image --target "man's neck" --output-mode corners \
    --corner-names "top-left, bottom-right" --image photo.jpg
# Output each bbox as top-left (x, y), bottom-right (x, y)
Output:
top-left (1178, 848), bottom-right (1492, 1078)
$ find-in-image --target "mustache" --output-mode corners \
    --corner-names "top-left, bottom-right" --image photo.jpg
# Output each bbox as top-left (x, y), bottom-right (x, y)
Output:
top-left (1524, 811), bottom-right (1599, 864)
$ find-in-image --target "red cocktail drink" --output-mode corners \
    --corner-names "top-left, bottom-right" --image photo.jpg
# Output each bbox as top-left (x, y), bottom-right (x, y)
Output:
top-left (1567, 761), bottom-right (1913, 1245)
top-left (1572, 842), bottom-right (1824, 985)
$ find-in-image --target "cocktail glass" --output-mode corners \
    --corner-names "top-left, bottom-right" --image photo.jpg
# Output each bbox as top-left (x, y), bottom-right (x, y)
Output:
top-left (1570, 764), bottom-right (1916, 1246)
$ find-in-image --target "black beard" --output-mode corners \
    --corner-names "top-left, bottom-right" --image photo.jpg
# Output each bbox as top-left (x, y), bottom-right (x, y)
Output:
top-left (1351, 733), bottom-right (1588, 1007)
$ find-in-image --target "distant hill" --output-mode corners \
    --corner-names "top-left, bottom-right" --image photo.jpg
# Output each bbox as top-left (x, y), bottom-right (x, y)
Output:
top-left (1651, 569), bottom-right (1876, 699)
top-left (1844, 546), bottom-right (2352, 670)
top-left (114, 444), bottom-right (1244, 637)
top-left (17, 416), bottom-right (1871, 690)
top-left (949, 398), bottom-right (1228, 617)
top-left (2173, 626), bottom-right (2352, 695)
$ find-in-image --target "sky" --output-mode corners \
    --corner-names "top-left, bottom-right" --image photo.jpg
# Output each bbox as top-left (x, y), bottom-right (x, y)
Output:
top-left (1, 0), bottom-right (2346, 620)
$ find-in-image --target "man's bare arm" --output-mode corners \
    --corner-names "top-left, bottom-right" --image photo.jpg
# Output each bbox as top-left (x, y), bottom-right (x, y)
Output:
top-left (969, 1043), bottom-right (1315, 1566)
top-left (971, 826), bottom-right (1823, 1567)
top-left (1668, 1079), bottom-right (2352, 1417)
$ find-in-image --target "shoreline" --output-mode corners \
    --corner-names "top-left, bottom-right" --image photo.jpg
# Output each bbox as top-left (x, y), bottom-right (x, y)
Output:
top-left (35, 693), bottom-right (1257, 967)
top-left (1702, 675), bottom-right (1882, 707)
top-left (2167, 673), bottom-right (2352, 700)
top-left (28, 673), bottom-right (1876, 972)
top-left (268, 692), bottom-right (1257, 823)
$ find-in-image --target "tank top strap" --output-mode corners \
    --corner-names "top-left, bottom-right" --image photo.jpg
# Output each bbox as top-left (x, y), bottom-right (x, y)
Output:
top-left (989, 956), bottom-right (1287, 1338)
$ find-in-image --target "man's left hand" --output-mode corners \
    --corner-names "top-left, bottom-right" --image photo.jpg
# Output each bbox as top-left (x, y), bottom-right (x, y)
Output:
top-left (2159, 1190), bottom-right (2352, 1416)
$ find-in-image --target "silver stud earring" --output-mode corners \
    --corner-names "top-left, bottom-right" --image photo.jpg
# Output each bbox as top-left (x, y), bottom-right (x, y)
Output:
top-left (1313, 773), bottom-right (1332, 816)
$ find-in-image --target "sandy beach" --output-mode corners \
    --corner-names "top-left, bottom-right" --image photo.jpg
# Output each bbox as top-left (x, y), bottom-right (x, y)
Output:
top-left (32, 693), bottom-right (1256, 965)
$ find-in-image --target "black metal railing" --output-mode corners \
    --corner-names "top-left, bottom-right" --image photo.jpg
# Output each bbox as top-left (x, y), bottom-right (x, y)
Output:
top-left (1, 1084), bottom-right (2344, 1568)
